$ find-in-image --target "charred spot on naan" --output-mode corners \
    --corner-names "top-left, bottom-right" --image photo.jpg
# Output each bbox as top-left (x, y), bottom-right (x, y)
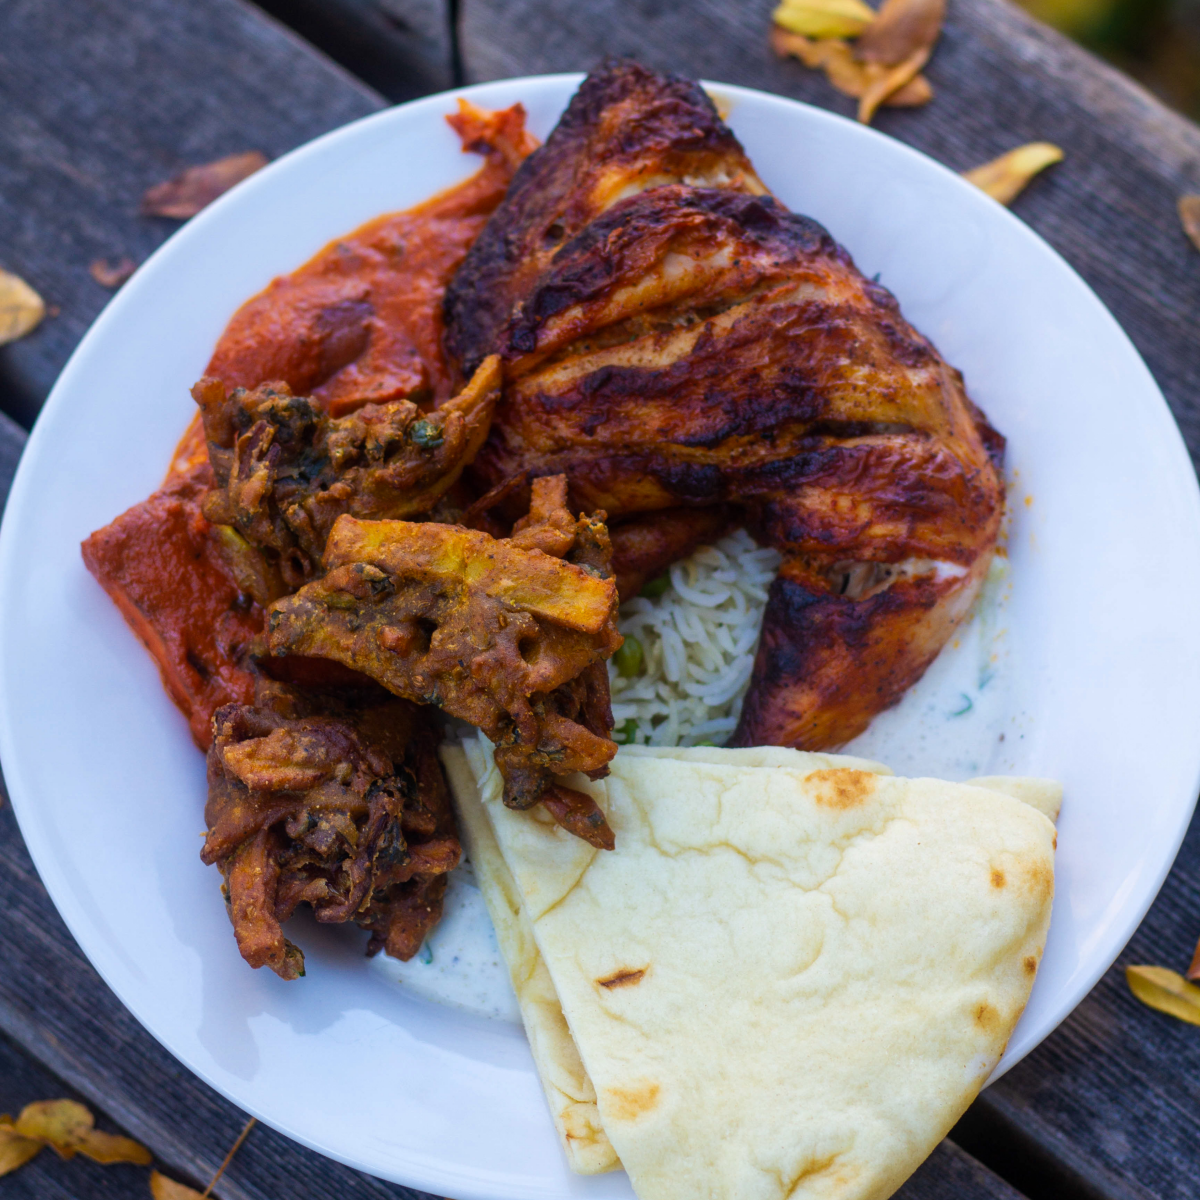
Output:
top-left (973, 1001), bottom-right (1002, 1033)
top-left (603, 1082), bottom-right (661, 1121)
top-left (1023, 857), bottom-right (1056, 906)
top-left (597, 966), bottom-right (648, 989)
top-left (804, 767), bottom-right (878, 809)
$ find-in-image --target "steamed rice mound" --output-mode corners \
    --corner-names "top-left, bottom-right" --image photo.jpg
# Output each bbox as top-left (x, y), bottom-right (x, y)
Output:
top-left (607, 529), bottom-right (781, 747)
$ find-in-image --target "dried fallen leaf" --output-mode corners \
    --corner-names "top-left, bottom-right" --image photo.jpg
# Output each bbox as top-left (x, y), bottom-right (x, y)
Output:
top-left (1126, 964), bottom-right (1200, 1025)
top-left (773, 0), bottom-right (876, 39)
top-left (858, 44), bottom-right (930, 123)
top-left (150, 1170), bottom-right (207, 1200)
top-left (0, 268), bottom-right (46, 345)
top-left (89, 256), bottom-right (137, 289)
top-left (0, 1119), bottom-right (43, 1177)
top-left (14, 1100), bottom-right (152, 1165)
top-left (855, 0), bottom-right (945, 63)
top-left (770, 27), bottom-right (932, 105)
top-left (963, 142), bottom-right (1064, 205)
top-left (1177, 195), bottom-right (1200, 253)
top-left (141, 151), bottom-right (269, 220)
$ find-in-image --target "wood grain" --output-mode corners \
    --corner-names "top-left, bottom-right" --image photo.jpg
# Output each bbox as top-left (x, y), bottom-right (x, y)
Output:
top-left (252, 0), bottom-right (455, 101)
top-left (0, 411), bottom-right (26, 515)
top-left (458, 0), bottom-right (1200, 474)
top-left (0, 1028), bottom-right (162, 1200)
top-left (0, 0), bottom-right (383, 428)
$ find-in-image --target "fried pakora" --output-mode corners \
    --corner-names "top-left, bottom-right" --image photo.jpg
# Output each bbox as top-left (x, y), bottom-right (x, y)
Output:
top-left (263, 476), bottom-right (621, 848)
top-left (204, 678), bottom-right (460, 979)
top-left (195, 355), bottom-right (501, 600)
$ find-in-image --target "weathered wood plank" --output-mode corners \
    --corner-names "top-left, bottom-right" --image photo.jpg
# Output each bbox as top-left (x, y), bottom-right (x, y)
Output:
top-left (0, 411), bottom-right (26, 515)
top-left (458, 0), bottom-right (1200, 476)
top-left (252, 0), bottom-right (455, 101)
top-left (0, 0), bottom-right (385, 429)
top-left (899, 1140), bottom-right (1026, 1200)
top-left (0, 1028), bottom-right (163, 1200)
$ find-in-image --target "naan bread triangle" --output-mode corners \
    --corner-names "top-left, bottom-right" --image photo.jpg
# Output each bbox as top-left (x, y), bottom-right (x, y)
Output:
top-left (442, 741), bottom-right (1057, 1200)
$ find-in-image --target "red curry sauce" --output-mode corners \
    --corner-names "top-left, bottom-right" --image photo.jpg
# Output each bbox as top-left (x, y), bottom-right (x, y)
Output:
top-left (82, 104), bottom-right (532, 748)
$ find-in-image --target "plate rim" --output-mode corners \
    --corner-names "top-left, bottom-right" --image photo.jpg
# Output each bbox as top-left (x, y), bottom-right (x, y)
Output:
top-left (2, 71), bottom-right (1199, 1196)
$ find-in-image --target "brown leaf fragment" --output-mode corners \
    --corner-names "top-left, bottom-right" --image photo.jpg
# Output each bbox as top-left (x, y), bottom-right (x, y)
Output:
top-left (14, 1100), bottom-right (151, 1165)
top-left (89, 256), bottom-right (138, 289)
top-left (963, 143), bottom-right (1064, 206)
top-left (858, 45), bottom-right (930, 123)
top-left (0, 1120), bottom-right (43, 1177)
top-left (141, 151), bottom-right (269, 219)
top-left (855, 0), bottom-right (944, 64)
top-left (1177, 194), bottom-right (1200, 253)
top-left (150, 1170), bottom-right (207, 1200)
top-left (1187, 933), bottom-right (1200, 980)
top-left (770, 27), bottom-right (932, 106)
top-left (0, 268), bottom-right (46, 345)
top-left (1127, 965), bottom-right (1200, 1025)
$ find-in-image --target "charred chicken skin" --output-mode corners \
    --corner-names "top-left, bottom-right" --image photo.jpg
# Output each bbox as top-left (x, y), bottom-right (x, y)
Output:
top-left (263, 476), bottom-right (622, 848)
top-left (444, 60), bottom-right (1006, 750)
top-left (204, 678), bottom-right (460, 980)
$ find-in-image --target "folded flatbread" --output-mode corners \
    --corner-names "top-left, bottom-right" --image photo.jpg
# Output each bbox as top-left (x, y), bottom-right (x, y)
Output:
top-left (441, 740), bottom-right (1059, 1199)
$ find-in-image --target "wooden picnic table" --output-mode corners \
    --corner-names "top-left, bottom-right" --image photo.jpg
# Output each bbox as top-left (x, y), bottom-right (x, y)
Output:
top-left (3, 0), bottom-right (1200, 1196)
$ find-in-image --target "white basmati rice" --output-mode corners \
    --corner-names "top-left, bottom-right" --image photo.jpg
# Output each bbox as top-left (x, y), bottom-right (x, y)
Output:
top-left (607, 528), bottom-right (781, 747)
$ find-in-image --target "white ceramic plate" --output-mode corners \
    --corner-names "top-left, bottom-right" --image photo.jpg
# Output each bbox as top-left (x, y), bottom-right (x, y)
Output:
top-left (3, 75), bottom-right (1200, 1199)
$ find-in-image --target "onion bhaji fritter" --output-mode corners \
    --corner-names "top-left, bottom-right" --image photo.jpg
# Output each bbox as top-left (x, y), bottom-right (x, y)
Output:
top-left (194, 355), bottom-right (501, 602)
top-left (204, 678), bottom-right (460, 980)
top-left (263, 476), bottom-right (622, 849)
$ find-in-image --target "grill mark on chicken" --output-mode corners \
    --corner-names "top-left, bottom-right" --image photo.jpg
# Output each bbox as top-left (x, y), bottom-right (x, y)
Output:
top-left (446, 64), bottom-right (766, 378)
top-left (444, 59), bottom-right (1005, 750)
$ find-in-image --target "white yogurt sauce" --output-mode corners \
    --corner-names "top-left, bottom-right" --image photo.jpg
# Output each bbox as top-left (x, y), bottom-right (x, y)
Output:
top-left (381, 548), bottom-right (1020, 1021)
top-left (370, 865), bottom-right (521, 1022)
top-left (845, 552), bottom-right (1024, 779)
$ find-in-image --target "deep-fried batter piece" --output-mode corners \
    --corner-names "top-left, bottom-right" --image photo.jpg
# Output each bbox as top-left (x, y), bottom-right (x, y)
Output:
top-left (263, 477), bottom-right (622, 846)
top-left (194, 356), bottom-right (501, 599)
top-left (204, 678), bottom-right (460, 979)
top-left (444, 60), bottom-right (1005, 750)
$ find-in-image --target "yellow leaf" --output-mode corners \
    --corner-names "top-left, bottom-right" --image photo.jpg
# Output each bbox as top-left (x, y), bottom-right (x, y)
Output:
top-left (773, 0), bottom-right (876, 39)
top-left (0, 268), bottom-right (45, 345)
top-left (150, 1169), bottom-right (207, 1200)
top-left (14, 1100), bottom-right (151, 1165)
top-left (77, 1129), bottom-right (154, 1166)
top-left (0, 1121), bottom-right (43, 1177)
top-left (1126, 964), bottom-right (1200, 1025)
top-left (963, 143), bottom-right (1064, 205)
top-left (858, 45), bottom-right (930, 124)
top-left (1177, 195), bottom-right (1200, 253)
